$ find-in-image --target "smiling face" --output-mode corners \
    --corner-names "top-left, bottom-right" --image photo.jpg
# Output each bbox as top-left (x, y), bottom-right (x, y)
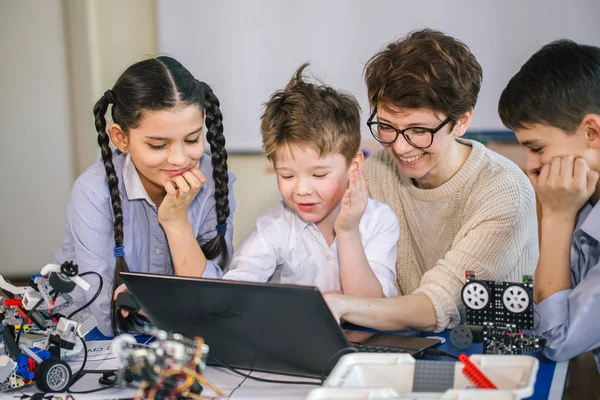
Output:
top-left (110, 105), bottom-right (205, 204)
top-left (273, 144), bottom-right (361, 230)
top-left (375, 106), bottom-right (472, 188)
top-left (514, 121), bottom-right (600, 182)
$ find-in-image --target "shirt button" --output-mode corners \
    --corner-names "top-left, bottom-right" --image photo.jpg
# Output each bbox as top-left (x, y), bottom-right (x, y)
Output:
top-left (155, 249), bottom-right (162, 255)
top-left (326, 255), bottom-right (332, 261)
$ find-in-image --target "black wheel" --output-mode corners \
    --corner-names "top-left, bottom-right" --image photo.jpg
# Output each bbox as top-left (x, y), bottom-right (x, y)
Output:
top-left (450, 325), bottom-right (473, 349)
top-left (35, 358), bottom-right (72, 392)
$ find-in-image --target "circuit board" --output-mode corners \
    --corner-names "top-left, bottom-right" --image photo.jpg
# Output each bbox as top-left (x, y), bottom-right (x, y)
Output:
top-left (482, 325), bottom-right (546, 355)
top-left (462, 272), bottom-right (534, 329)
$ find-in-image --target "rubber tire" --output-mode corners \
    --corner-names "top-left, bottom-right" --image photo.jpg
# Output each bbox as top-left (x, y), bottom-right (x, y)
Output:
top-left (35, 358), bottom-right (72, 393)
top-left (450, 325), bottom-right (474, 349)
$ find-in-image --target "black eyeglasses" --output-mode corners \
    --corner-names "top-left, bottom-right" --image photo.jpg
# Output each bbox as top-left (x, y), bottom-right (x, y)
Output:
top-left (366, 110), bottom-right (452, 149)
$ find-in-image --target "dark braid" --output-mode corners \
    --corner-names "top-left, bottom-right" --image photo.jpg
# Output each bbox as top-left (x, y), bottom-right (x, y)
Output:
top-left (198, 82), bottom-right (230, 268)
top-left (93, 93), bottom-right (135, 335)
top-left (92, 57), bottom-right (231, 335)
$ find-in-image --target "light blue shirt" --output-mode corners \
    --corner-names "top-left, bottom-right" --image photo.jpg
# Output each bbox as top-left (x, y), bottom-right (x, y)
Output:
top-left (55, 152), bottom-right (235, 336)
top-left (535, 201), bottom-right (600, 371)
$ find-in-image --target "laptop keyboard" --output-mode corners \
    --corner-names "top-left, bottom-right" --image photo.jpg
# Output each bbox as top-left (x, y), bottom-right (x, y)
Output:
top-left (351, 343), bottom-right (408, 353)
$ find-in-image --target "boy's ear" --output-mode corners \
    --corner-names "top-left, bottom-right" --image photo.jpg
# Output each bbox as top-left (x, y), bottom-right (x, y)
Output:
top-left (350, 151), bottom-right (365, 172)
top-left (582, 114), bottom-right (600, 150)
top-left (451, 109), bottom-right (474, 138)
top-left (108, 123), bottom-right (129, 153)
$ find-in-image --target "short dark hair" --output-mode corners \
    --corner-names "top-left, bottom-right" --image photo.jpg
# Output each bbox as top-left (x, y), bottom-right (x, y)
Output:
top-left (499, 39), bottom-right (600, 132)
top-left (261, 63), bottom-right (361, 165)
top-left (365, 29), bottom-right (482, 121)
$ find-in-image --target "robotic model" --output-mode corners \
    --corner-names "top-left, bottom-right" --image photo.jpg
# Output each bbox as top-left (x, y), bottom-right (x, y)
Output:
top-left (0, 262), bottom-right (97, 393)
top-left (450, 271), bottom-right (546, 355)
top-left (112, 327), bottom-right (225, 400)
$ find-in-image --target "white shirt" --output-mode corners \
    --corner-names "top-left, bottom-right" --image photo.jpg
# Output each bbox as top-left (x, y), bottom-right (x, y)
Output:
top-left (224, 199), bottom-right (399, 297)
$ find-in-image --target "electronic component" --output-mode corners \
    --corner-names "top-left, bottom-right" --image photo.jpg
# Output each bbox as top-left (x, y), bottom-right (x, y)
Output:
top-left (0, 262), bottom-right (98, 393)
top-left (462, 272), bottom-right (533, 329)
top-left (112, 327), bottom-right (224, 400)
top-left (451, 272), bottom-right (545, 355)
top-left (481, 324), bottom-right (546, 355)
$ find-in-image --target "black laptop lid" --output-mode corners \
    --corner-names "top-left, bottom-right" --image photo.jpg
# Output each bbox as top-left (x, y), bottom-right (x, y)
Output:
top-left (120, 272), bottom-right (352, 378)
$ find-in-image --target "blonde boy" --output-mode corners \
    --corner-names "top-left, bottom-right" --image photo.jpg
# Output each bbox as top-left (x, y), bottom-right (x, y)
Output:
top-left (224, 64), bottom-right (399, 297)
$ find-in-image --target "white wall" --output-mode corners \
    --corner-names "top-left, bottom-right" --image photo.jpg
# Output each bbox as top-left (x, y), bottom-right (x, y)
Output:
top-left (157, 0), bottom-right (600, 152)
top-left (227, 155), bottom-right (280, 247)
top-left (65, 0), bottom-right (159, 175)
top-left (0, 0), bottom-right (158, 278)
top-left (0, 1), bottom-right (74, 277)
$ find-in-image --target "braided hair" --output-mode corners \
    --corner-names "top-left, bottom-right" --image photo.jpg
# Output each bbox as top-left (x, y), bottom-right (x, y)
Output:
top-left (92, 56), bottom-right (230, 335)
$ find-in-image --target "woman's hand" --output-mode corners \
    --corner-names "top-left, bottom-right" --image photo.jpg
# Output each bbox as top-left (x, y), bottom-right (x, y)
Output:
top-left (323, 293), bottom-right (347, 324)
top-left (158, 165), bottom-right (206, 226)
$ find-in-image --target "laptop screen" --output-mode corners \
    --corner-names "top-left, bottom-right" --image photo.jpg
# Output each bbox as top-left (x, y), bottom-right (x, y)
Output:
top-left (120, 272), bottom-right (440, 378)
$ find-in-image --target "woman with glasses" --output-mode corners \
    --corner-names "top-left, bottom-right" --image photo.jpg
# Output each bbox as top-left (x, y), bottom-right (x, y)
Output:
top-left (325, 29), bottom-right (539, 333)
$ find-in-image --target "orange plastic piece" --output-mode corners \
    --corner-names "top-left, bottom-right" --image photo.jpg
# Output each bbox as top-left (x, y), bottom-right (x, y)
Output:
top-left (3, 298), bottom-right (23, 307)
top-left (459, 353), bottom-right (497, 389)
top-left (15, 308), bottom-right (33, 324)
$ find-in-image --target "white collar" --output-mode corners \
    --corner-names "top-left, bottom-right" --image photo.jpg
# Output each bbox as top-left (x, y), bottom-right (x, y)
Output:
top-left (122, 154), bottom-right (157, 207)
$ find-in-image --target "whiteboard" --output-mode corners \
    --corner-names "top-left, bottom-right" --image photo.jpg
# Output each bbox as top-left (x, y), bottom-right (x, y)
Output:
top-left (157, 0), bottom-right (600, 153)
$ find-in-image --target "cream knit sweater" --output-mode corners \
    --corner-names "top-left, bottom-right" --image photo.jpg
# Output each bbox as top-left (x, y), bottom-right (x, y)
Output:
top-left (364, 139), bottom-right (539, 332)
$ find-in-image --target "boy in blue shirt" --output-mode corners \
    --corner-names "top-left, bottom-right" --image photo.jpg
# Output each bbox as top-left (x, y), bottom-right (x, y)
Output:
top-left (499, 40), bottom-right (600, 389)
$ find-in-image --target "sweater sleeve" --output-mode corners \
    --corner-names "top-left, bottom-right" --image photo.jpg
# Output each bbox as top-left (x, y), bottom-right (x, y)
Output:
top-left (413, 171), bottom-right (538, 332)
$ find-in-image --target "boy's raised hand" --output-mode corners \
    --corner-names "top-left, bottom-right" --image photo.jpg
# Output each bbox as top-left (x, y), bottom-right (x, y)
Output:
top-left (334, 169), bottom-right (368, 234)
top-left (158, 164), bottom-right (206, 225)
top-left (529, 156), bottom-right (599, 217)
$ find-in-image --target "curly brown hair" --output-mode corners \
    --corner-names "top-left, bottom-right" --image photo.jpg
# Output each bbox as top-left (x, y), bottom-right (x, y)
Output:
top-left (261, 63), bottom-right (361, 165)
top-left (365, 29), bottom-right (482, 123)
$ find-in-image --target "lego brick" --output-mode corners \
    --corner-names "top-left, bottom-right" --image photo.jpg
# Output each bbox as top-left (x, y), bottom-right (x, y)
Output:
top-left (412, 360), bottom-right (455, 392)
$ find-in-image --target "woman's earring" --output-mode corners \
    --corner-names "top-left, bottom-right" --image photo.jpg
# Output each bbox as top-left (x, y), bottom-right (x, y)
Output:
top-left (122, 145), bottom-right (128, 153)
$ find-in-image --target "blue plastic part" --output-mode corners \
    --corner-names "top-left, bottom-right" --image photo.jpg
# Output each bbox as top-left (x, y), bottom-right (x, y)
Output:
top-left (15, 354), bottom-right (34, 380)
top-left (31, 347), bottom-right (51, 361)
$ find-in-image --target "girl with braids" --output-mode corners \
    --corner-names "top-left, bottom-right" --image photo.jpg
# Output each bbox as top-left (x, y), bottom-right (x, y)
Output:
top-left (55, 56), bottom-right (235, 337)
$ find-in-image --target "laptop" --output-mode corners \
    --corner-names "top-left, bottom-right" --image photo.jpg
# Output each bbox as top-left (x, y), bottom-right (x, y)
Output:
top-left (119, 272), bottom-right (441, 379)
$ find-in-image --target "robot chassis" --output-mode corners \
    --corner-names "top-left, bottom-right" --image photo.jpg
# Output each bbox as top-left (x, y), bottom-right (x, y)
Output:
top-left (450, 271), bottom-right (546, 355)
top-left (0, 262), bottom-right (96, 393)
top-left (112, 326), bottom-right (225, 400)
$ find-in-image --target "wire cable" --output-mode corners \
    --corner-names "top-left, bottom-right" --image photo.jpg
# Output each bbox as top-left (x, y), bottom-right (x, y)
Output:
top-left (228, 371), bottom-right (249, 397)
top-left (208, 354), bottom-right (322, 386)
top-left (14, 297), bottom-right (45, 345)
top-left (62, 273), bottom-right (104, 392)
top-left (68, 335), bottom-right (88, 386)
top-left (67, 384), bottom-right (118, 394)
top-left (67, 272), bottom-right (103, 319)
